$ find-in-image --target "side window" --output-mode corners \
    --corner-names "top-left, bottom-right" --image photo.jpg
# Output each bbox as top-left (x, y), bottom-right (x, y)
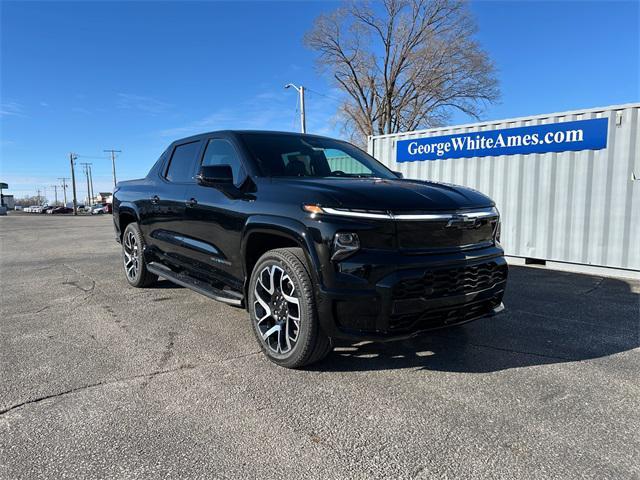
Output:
top-left (165, 141), bottom-right (201, 183)
top-left (201, 138), bottom-right (245, 186)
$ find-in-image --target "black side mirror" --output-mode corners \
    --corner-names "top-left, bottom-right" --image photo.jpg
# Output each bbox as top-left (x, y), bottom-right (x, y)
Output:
top-left (393, 171), bottom-right (404, 179)
top-left (197, 165), bottom-right (233, 187)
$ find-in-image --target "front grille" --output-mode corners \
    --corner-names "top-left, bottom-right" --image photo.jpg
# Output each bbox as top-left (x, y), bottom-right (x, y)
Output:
top-left (392, 261), bottom-right (508, 301)
top-left (396, 217), bottom-right (497, 250)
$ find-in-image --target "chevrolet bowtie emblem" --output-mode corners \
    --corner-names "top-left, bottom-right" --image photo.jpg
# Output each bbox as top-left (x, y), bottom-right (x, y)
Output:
top-left (446, 214), bottom-right (481, 229)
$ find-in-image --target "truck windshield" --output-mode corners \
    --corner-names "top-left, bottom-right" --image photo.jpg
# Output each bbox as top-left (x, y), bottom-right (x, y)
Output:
top-left (239, 133), bottom-right (396, 179)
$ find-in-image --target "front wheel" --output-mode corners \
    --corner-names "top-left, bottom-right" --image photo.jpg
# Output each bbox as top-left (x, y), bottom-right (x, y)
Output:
top-left (248, 248), bottom-right (331, 368)
top-left (121, 222), bottom-right (158, 288)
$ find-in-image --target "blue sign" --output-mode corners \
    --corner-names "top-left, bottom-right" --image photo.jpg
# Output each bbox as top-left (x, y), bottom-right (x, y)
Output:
top-left (396, 117), bottom-right (608, 163)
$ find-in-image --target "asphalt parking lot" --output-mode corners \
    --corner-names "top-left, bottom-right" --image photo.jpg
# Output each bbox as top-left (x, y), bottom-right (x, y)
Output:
top-left (1, 214), bottom-right (638, 479)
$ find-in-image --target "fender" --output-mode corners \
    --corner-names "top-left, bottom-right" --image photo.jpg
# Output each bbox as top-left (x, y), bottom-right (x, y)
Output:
top-left (241, 215), bottom-right (324, 287)
top-left (113, 200), bottom-right (141, 242)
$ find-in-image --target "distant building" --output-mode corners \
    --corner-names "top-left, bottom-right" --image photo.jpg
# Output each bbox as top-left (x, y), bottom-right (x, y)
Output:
top-left (91, 192), bottom-right (112, 204)
top-left (1, 194), bottom-right (15, 209)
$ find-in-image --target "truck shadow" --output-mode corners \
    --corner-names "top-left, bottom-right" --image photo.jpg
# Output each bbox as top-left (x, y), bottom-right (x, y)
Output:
top-left (315, 266), bottom-right (639, 373)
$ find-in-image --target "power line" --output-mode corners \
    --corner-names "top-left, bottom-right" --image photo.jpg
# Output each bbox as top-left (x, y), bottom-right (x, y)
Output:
top-left (292, 90), bottom-right (300, 131)
top-left (305, 88), bottom-right (342, 103)
top-left (75, 154), bottom-right (109, 160)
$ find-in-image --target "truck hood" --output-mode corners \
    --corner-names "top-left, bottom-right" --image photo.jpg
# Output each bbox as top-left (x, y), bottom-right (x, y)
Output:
top-left (269, 177), bottom-right (494, 212)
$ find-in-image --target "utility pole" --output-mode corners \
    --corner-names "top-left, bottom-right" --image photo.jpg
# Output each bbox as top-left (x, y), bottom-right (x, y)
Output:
top-left (50, 185), bottom-right (58, 205)
top-left (58, 177), bottom-right (69, 206)
top-left (80, 162), bottom-right (92, 205)
top-left (88, 164), bottom-right (95, 204)
top-left (103, 149), bottom-right (121, 188)
top-left (284, 83), bottom-right (306, 133)
top-left (36, 189), bottom-right (42, 205)
top-left (70, 153), bottom-right (78, 215)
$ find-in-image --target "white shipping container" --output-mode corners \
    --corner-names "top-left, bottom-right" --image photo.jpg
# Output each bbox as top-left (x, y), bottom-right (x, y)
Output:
top-left (368, 103), bottom-right (640, 274)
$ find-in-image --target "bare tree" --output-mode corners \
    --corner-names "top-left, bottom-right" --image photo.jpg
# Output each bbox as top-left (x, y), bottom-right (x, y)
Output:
top-left (305, 0), bottom-right (499, 143)
top-left (15, 195), bottom-right (45, 207)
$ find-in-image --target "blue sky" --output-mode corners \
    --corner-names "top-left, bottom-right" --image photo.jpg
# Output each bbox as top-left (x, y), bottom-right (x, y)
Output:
top-left (1, 0), bottom-right (638, 200)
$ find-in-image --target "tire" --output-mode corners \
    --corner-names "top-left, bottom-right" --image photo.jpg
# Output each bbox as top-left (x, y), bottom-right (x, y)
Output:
top-left (121, 222), bottom-right (158, 288)
top-left (248, 248), bottom-right (331, 368)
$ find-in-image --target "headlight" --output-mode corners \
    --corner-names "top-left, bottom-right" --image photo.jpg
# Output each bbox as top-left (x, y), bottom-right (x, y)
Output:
top-left (303, 204), bottom-right (389, 219)
top-left (331, 232), bottom-right (360, 261)
top-left (492, 206), bottom-right (501, 243)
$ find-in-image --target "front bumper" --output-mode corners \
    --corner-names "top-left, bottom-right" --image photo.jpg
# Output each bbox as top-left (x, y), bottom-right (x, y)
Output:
top-left (316, 248), bottom-right (508, 341)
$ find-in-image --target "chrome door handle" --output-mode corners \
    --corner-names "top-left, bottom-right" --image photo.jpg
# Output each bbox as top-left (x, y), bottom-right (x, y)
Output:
top-left (151, 195), bottom-right (160, 204)
top-left (186, 198), bottom-right (198, 207)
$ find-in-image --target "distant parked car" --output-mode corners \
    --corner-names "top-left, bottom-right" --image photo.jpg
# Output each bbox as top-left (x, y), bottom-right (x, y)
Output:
top-left (91, 204), bottom-right (108, 215)
top-left (42, 206), bottom-right (56, 214)
top-left (50, 206), bottom-right (73, 214)
top-left (14, 205), bottom-right (23, 211)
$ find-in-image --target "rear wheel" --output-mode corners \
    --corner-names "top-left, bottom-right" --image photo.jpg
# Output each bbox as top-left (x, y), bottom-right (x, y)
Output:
top-left (248, 248), bottom-right (331, 368)
top-left (121, 222), bottom-right (158, 288)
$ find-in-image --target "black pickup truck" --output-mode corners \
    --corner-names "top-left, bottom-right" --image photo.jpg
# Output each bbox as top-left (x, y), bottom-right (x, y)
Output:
top-left (113, 131), bottom-right (507, 368)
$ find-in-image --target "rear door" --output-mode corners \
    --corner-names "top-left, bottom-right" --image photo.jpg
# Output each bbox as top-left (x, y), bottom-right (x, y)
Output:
top-left (142, 139), bottom-right (203, 267)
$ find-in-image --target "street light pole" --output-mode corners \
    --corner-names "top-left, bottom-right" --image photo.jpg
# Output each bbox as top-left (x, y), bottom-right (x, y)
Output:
top-left (299, 85), bottom-right (306, 134)
top-left (285, 83), bottom-right (306, 133)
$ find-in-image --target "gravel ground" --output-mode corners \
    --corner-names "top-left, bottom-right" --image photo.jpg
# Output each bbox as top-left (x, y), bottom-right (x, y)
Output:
top-left (1, 214), bottom-right (638, 479)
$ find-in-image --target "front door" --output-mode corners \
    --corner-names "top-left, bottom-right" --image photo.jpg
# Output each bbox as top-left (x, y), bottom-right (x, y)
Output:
top-left (182, 137), bottom-right (249, 292)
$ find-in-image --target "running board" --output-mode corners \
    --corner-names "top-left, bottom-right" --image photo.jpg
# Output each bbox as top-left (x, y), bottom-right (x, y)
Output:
top-left (147, 262), bottom-right (243, 307)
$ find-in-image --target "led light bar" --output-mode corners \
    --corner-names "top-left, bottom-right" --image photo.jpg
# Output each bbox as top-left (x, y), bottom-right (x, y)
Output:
top-left (303, 204), bottom-right (499, 221)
